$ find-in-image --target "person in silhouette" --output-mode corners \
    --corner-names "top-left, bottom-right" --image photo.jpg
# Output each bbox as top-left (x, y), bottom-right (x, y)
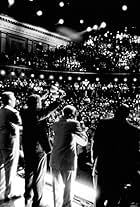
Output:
top-left (21, 87), bottom-right (66, 207)
top-left (91, 103), bottom-right (140, 207)
top-left (0, 91), bottom-right (22, 200)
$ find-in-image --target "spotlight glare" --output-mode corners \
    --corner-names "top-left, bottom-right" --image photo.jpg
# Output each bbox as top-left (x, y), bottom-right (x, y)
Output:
top-left (40, 74), bottom-right (44, 79)
top-left (100, 21), bottom-right (107, 29)
top-left (20, 72), bottom-right (25, 77)
top-left (36, 10), bottom-right (43, 16)
top-left (122, 5), bottom-right (128, 11)
top-left (86, 27), bottom-right (92, 32)
top-left (59, 1), bottom-right (64, 7)
top-left (92, 24), bottom-right (98, 30)
top-left (133, 78), bottom-right (137, 82)
top-left (114, 77), bottom-right (118, 82)
top-left (68, 76), bottom-right (72, 81)
top-left (96, 77), bottom-right (100, 82)
top-left (11, 71), bottom-right (15, 76)
top-left (80, 19), bottom-right (84, 24)
top-left (0, 70), bottom-right (6, 76)
top-left (49, 75), bottom-right (54, 80)
top-left (77, 76), bottom-right (81, 81)
top-left (58, 19), bottom-right (64, 24)
top-left (59, 76), bottom-right (63, 80)
top-left (31, 73), bottom-right (35, 78)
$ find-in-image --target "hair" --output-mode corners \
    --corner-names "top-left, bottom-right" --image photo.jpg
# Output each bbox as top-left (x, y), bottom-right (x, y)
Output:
top-left (115, 103), bottom-right (130, 118)
top-left (63, 105), bottom-right (77, 118)
top-left (1, 91), bottom-right (15, 105)
top-left (27, 94), bottom-right (41, 109)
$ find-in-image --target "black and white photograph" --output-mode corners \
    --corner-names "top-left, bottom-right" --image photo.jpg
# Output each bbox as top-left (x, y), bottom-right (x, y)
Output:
top-left (0, 0), bottom-right (140, 207)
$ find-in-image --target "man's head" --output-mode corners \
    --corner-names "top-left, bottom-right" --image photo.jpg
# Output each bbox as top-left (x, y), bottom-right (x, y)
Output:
top-left (115, 103), bottom-right (130, 119)
top-left (63, 105), bottom-right (77, 119)
top-left (1, 91), bottom-right (16, 108)
top-left (27, 94), bottom-right (42, 110)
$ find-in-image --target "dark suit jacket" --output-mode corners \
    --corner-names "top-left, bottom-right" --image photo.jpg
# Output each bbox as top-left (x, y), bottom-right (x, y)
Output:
top-left (21, 100), bottom-right (61, 160)
top-left (92, 117), bottom-right (140, 182)
top-left (0, 106), bottom-right (21, 149)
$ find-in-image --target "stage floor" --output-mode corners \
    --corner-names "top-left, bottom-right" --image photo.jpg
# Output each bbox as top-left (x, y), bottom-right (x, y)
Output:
top-left (0, 168), bottom-right (139, 207)
top-left (0, 168), bottom-right (94, 207)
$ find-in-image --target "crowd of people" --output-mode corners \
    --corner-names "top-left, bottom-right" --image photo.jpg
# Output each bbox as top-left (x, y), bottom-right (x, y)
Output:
top-left (1, 26), bottom-right (140, 206)
top-left (0, 75), bottom-right (140, 207)
top-left (0, 73), bottom-right (140, 206)
top-left (0, 27), bottom-right (140, 73)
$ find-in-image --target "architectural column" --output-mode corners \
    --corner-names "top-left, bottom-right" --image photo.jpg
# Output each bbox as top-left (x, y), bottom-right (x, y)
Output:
top-left (27, 39), bottom-right (33, 53)
top-left (0, 32), bottom-right (7, 53)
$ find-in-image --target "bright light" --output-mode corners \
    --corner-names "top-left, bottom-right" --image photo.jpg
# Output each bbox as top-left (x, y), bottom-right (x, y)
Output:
top-left (11, 71), bottom-right (15, 76)
top-left (92, 25), bottom-right (98, 30)
top-left (96, 77), bottom-right (100, 82)
top-left (44, 172), bottom-right (95, 205)
top-left (40, 74), bottom-right (44, 79)
top-left (36, 10), bottom-right (43, 16)
top-left (86, 27), bottom-right (92, 32)
top-left (49, 75), bottom-right (54, 80)
top-left (77, 77), bottom-right (81, 81)
top-left (31, 73), bottom-right (35, 78)
top-left (68, 76), bottom-right (72, 81)
top-left (8, 0), bottom-right (15, 7)
top-left (58, 19), bottom-right (64, 24)
top-left (122, 5), bottom-right (128, 11)
top-left (114, 77), bottom-right (118, 82)
top-left (20, 72), bottom-right (25, 77)
top-left (59, 1), bottom-right (64, 7)
top-left (0, 70), bottom-right (6, 76)
top-left (80, 19), bottom-right (84, 24)
top-left (123, 77), bottom-right (127, 82)
top-left (100, 21), bottom-right (107, 29)
top-left (59, 76), bottom-right (63, 80)
top-left (133, 78), bottom-right (137, 82)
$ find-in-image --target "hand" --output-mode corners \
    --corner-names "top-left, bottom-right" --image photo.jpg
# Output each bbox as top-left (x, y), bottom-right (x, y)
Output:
top-left (59, 89), bottom-right (66, 98)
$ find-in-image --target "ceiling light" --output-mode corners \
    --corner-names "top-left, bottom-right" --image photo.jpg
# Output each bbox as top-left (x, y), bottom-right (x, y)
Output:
top-left (58, 19), bottom-right (64, 24)
top-left (59, 2), bottom-right (64, 7)
top-left (80, 19), bottom-right (84, 24)
top-left (36, 10), bottom-right (43, 16)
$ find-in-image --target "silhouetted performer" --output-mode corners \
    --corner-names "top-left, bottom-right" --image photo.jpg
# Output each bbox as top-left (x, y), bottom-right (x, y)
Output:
top-left (91, 103), bottom-right (140, 207)
top-left (21, 88), bottom-right (66, 207)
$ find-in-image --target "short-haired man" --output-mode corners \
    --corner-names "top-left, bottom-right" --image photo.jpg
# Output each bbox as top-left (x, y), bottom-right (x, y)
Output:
top-left (50, 105), bottom-right (88, 207)
top-left (0, 91), bottom-right (22, 200)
